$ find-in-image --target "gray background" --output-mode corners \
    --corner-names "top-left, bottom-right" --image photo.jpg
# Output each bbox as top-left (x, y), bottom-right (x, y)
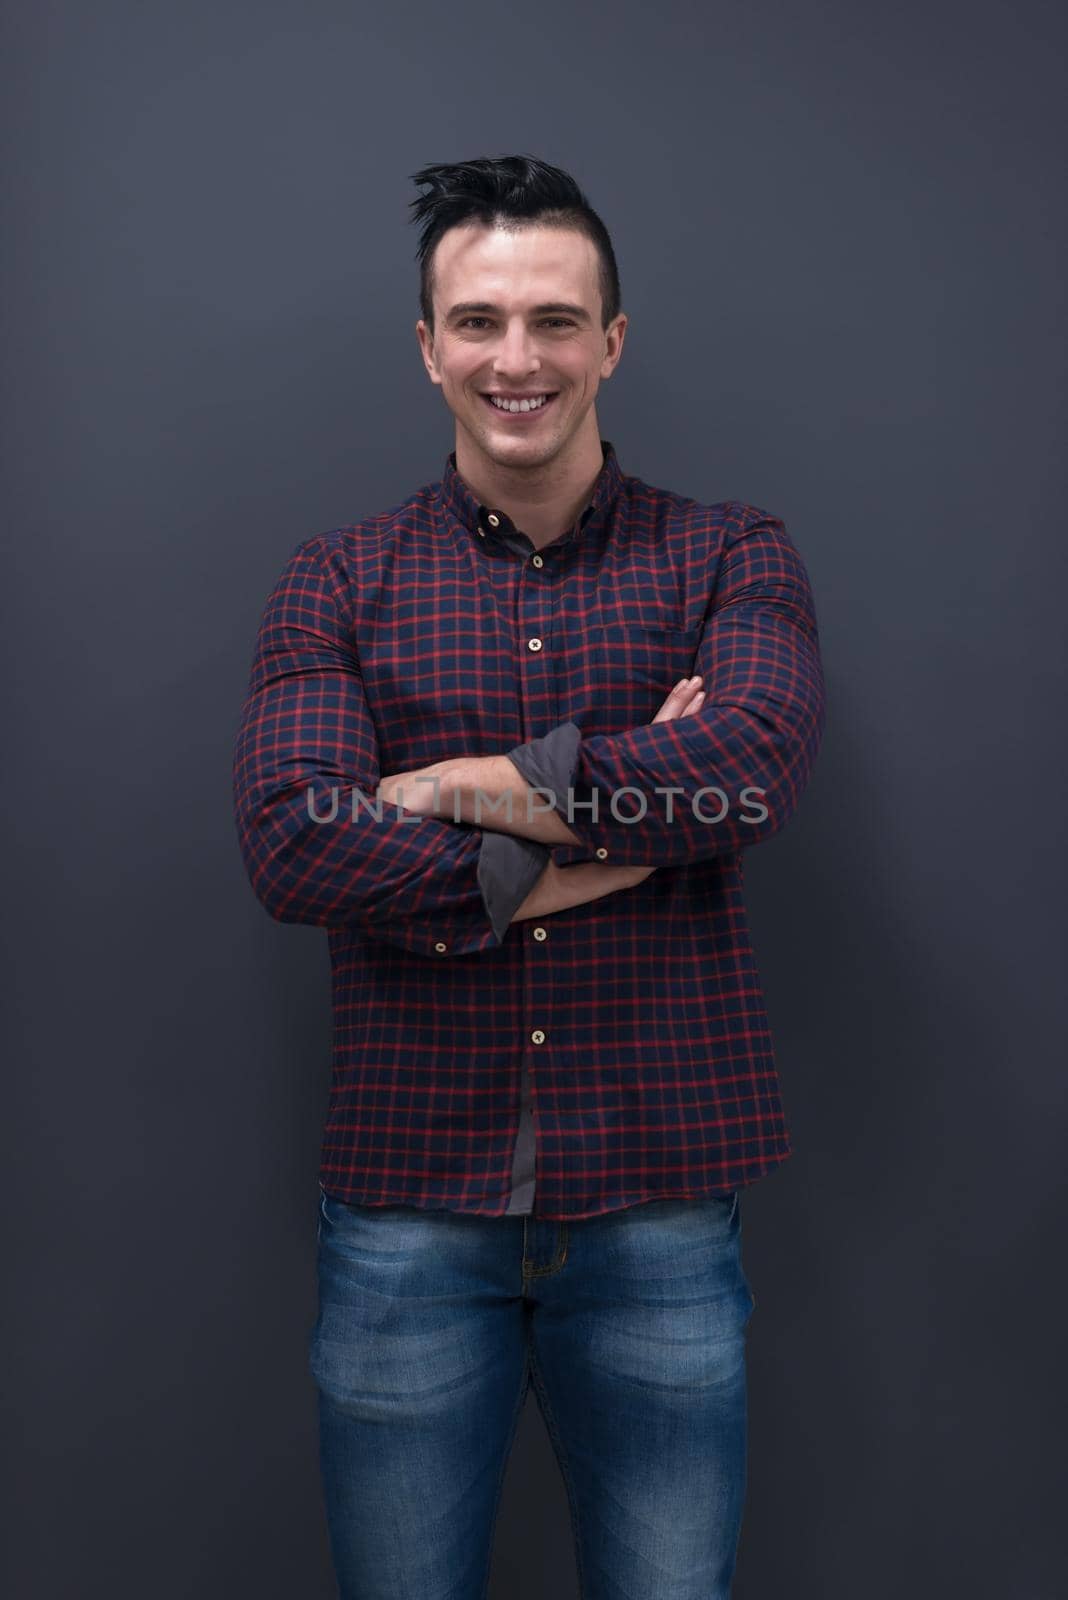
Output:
top-left (3, 1), bottom-right (1065, 1596)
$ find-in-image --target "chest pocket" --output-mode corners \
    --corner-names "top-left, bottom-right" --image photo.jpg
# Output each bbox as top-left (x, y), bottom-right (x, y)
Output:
top-left (588, 621), bottom-right (704, 732)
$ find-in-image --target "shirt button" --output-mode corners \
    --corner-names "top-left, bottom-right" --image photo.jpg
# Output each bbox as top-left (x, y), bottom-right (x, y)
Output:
top-left (532, 554), bottom-right (544, 568)
top-left (531, 1029), bottom-right (546, 1044)
top-left (527, 637), bottom-right (543, 652)
top-left (434, 941), bottom-right (448, 953)
top-left (477, 528), bottom-right (485, 537)
top-left (533, 926), bottom-right (547, 941)
top-left (594, 847), bottom-right (608, 860)
top-left (487, 513), bottom-right (500, 527)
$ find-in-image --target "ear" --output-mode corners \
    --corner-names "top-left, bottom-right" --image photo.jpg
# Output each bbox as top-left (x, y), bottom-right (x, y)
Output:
top-left (415, 320), bottom-right (442, 385)
top-left (600, 312), bottom-right (628, 380)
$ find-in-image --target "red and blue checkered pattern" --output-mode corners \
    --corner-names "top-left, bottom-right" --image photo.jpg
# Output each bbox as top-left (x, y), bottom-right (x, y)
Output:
top-left (232, 442), bottom-right (826, 1218)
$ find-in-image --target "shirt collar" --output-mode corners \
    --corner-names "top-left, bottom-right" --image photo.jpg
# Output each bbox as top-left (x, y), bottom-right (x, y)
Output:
top-left (439, 439), bottom-right (623, 547)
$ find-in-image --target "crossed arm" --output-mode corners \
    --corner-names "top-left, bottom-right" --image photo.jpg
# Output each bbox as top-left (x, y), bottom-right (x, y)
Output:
top-left (375, 676), bottom-right (709, 845)
top-left (235, 512), bottom-right (824, 943)
top-left (374, 676), bottom-right (708, 923)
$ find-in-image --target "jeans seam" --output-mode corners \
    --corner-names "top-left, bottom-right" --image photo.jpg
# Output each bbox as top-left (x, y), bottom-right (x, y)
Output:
top-left (521, 1219), bottom-right (570, 1277)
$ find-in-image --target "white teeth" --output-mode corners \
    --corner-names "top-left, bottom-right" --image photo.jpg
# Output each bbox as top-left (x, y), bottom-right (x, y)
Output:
top-left (489, 393), bottom-right (550, 412)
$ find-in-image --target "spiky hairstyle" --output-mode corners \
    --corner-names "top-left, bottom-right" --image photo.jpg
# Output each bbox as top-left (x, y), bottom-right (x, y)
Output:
top-left (409, 154), bottom-right (621, 334)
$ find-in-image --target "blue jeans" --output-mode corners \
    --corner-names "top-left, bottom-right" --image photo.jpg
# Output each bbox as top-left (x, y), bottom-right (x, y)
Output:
top-left (308, 1189), bottom-right (756, 1600)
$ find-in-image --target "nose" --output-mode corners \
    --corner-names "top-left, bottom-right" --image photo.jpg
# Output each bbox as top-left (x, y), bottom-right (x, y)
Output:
top-left (491, 318), bottom-right (541, 380)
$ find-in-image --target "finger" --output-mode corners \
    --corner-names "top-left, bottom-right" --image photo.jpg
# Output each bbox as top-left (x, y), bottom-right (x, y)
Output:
top-left (669, 685), bottom-right (705, 720)
top-left (653, 677), bottom-right (703, 723)
top-left (654, 682), bottom-right (703, 722)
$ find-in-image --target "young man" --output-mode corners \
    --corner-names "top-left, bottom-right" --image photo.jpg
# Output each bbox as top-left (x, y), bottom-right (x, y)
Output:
top-left (232, 154), bottom-right (826, 1600)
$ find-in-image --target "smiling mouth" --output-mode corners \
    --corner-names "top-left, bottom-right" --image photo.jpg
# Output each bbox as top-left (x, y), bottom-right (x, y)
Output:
top-left (481, 391), bottom-right (560, 418)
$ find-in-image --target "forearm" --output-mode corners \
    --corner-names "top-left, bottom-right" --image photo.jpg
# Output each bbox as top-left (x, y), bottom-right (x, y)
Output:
top-left (452, 755), bottom-right (582, 845)
top-left (382, 755), bottom-right (582, 847)
top-left (510, 859), bottom-right (651, 923)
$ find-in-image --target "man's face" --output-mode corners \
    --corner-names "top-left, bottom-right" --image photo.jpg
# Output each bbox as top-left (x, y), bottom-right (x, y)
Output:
top-left (415, 223), bottom-right (626, 470)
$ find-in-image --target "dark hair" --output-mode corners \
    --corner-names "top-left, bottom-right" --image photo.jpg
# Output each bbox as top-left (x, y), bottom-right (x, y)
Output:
top-left (409, 154), bottom-right (621, 335)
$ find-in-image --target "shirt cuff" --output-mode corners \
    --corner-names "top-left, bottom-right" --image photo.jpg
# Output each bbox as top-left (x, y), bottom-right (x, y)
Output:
top-left (505, 720), bottom-right (582, 807)
top-left (477, 830), bottom-right (552, 943)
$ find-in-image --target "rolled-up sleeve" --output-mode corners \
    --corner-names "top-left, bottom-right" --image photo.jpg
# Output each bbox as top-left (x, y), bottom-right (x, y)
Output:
top-left (505, 719), bottom-right (582, 817)
top-left (477, 832), bottom-right (552, 942)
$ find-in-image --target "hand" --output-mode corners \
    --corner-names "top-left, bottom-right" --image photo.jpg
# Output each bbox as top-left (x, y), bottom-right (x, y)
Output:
top-left (652, 676), bottom-right (705, 722)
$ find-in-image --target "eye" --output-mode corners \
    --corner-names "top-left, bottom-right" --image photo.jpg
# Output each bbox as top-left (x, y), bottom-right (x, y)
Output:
top-left (458, 317), bottom-right (576, 330)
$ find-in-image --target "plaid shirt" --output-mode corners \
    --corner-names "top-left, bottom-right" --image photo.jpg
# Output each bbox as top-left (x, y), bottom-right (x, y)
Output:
top-left (231, 440), bottom-right (826, 1219)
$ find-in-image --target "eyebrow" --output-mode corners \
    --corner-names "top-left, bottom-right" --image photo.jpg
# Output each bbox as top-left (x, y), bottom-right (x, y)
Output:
top-left (445, 301), bottom-right (592, 325)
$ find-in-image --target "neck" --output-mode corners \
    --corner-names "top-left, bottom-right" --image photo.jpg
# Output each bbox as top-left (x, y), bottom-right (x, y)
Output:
top-left (454, 414), bottom-right (605, 551)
